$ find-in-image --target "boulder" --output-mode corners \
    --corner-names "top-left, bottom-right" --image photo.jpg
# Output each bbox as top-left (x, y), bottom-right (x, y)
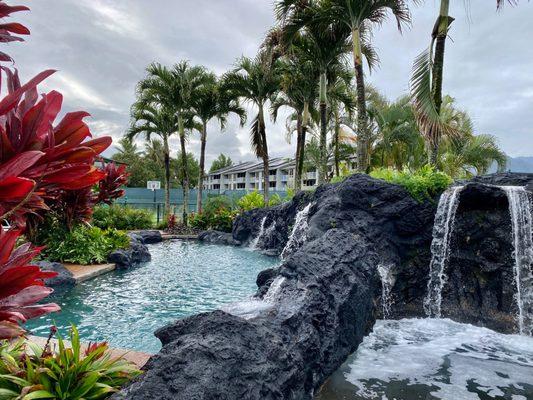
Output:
top-left (136, 230), bottom-right (162, 244)
top-left (36, 261), bottom-right (76, 287)
top-left (108, 233), bottom-right (151, 269)
top-left (198, 230), bottom-right (241, 246)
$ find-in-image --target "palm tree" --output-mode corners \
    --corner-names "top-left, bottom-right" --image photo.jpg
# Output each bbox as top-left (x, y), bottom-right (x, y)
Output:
top-left (270, 39), bottom-right (320, 191)
top-left (191, 72), bottom-right (245, 212)
top-left (128, 96), bottom-right (178, 213)
top-left (223, 51), bottom-right (281, 203)
top-left (316, 0), bottom-right (411, 173)
top-left (411, 0), bottom-right (519, 166)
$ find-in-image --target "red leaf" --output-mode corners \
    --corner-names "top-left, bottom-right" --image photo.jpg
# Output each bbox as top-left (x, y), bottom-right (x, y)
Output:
top-left (0, 321), bottom-right (25, 339)
top-left (0, 22), bottom-right (29, 35)
top-left (53, 111), bottom-right (91, 144)
top-left (82, 136), bottom-right (112, 155)
top-left (0, 150), bottom-right (43, 180)
top-left (0, 69), bottom-right (55, 115)
top-left (0, 176), bottom-right (34, 200)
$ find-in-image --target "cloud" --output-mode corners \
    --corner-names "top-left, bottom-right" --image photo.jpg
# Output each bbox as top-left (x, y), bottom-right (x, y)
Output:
top-left (5, 0), bottom-right (532, 169)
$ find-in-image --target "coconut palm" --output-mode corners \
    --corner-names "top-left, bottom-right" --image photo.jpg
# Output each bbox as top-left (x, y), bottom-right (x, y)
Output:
top-left (315, 0), bottom-right (411, 173)
top-left (191, 72), bottom-right (246, 212)
top-left (128, 96), bottom-right (178, 213)
top-left (411, 0), bottom-right (519, 166)
top-left (223, 51), bottom-right (281, 203)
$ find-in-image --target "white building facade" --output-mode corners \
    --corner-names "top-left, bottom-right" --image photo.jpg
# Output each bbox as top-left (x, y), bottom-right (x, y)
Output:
top-left (204, 157), bottom-right (356, 193)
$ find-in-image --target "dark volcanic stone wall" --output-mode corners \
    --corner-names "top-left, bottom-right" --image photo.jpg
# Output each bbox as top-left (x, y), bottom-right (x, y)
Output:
top-left (116, 173), bottom-right (533, 399)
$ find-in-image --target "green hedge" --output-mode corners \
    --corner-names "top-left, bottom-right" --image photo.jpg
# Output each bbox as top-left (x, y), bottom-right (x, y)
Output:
top-left (92, 205), bottom-right (153, 230)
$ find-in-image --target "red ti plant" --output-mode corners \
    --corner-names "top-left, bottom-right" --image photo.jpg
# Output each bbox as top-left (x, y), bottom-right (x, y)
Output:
top-left (95, 160), bottom-right (130, 205)
top-left (0, 228), bottom-right (59, 339)
top-left (0, 1), bottom-right (30, 63)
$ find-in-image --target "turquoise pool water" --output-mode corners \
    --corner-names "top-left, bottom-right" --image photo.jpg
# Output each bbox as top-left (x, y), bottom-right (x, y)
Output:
top-left (25, 241), bottom-right (278, 353)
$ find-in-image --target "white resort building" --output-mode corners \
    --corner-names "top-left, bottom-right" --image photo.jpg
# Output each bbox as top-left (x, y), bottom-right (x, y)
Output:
top-left (204, 157), bottom-right (357, 193)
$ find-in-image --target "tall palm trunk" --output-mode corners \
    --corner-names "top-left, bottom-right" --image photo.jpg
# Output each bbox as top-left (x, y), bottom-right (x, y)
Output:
top-left (297, 101), bottom-right (309, 191)
top-left (318, 72), bottom-right (328, 184)
top-left (352, 27), bottom-right (369, 173)
top-left (178, 116), bottom-right (189, 226)
top-left (197, 121), bottom-right (207, 213)
top-left (162, 135), bottom-right (171, 214)
top-left (334, 109), bottom-right (340, 177)
top-left (294, 112), bottom-right (303, 192)
top-left (259, 105), bottom-right (269, 204)
top-left (429, 0), bottom-right (452, 166)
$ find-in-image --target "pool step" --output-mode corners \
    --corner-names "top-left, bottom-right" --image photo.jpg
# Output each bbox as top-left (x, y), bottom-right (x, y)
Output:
top-left (64, 263), bottom-right (116, 283)
top-left (27, 335), bottom-right (152, 368)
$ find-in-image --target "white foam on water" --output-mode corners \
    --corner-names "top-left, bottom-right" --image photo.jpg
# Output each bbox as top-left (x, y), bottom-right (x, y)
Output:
top-left (343, 318), bottom-right (533, 400)
top-left (424, 186), bottom-right (464, 317)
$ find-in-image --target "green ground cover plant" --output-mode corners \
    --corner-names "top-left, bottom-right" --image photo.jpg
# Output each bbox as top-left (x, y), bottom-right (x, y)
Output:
top-left (0, 326), bottom-right (141, 399)
top-left (39, 224), bottom-right (130, 265)
top-left (370, 166), bottom-right (452, 202)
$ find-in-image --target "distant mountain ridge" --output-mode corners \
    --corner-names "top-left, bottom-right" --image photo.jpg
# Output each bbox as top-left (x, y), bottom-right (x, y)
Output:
top-left (506, 157), bottom-right (533, 173)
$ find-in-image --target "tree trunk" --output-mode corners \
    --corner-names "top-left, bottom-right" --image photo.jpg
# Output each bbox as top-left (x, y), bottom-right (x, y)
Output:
top-left (178, 116), bottom-right (189, 226)
top-left (429, 0), bottom-right (451, 167)
top-left (197, 121), bottom-right (207, 213)
top-left (352, 28), bottom-right (369, 173)
top-left (334, 109), bottom-right (340, 177)
top-left (163, 135), bottom-right (171, 215)
top-left (259, 105), bottom-right (269, 204)
top-left (294, 112), bottom-right (303, 192)
top-left (318, 72), bottom-right (328, 184)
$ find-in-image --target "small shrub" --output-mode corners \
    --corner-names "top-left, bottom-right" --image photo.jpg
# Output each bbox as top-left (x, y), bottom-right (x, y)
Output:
top-left (268, 193), bottom-right (283, 207)
top-left (370, 165), bottom-right (452, 202)
top-left (237, 191), bottom-right (265, 211)
top-left (204, 196), bottom-right (234, 215)
top-left (41, 225), bottom-right (130, 265)
top-left (92, 205), bottom-right (153, 230)
top-left (189, 209), bottom-right (237, 233)
top-left (0, 325), bottom-right (141, 399)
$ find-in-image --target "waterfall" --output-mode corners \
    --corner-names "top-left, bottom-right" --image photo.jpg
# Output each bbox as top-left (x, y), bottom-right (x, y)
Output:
top-left (377, 264), bottom-right (395, 318)
top-left (250, 216), bottom-right (267, 250)
top-left (501, 186), bottom-right (533, 336)
top-left (250, 216), bottom-right (276, 251)
top-left (280, 203), bottom-right (313, 259)
top-left (263, 276), bottom-right (286, 303)
top-left (424, 186), bottom-right (464, 317)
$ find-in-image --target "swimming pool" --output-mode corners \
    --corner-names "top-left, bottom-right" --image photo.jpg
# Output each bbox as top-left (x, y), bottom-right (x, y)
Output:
top-left (25, 241), bottom-right (279, 353)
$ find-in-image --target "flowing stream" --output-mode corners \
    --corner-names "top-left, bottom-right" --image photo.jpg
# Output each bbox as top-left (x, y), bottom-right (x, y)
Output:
top-left (281, 203), bottom-right (313, 259)
top-left (502, 186), bottom-right (533, 336)
top-left (424, 186), bottom-right (464, 317)
top-left (377, 264), bottom-right (395, 318)
top-left (250, 216), bottom-right (277, 251)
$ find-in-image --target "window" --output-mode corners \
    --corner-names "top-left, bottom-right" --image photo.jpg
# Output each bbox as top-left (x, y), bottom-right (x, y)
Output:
top-left (214, 184), bottom-right (220, 190)
top-left (303, 179), bottom-right (316, 187)
top-left (269, 170), bottom-right (276, 176)
top-left (237, 172), bottom-right (246, 178)
top-left (269, 181), bottom-right (276, 188)
top-left (237, 183), bottom-right (245, 189)
top-left (213, 174), bottom-right (221, 179)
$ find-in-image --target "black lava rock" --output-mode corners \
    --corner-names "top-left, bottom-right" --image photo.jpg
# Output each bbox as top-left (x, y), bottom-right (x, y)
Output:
top-left (115, 173), bottom-right (533, 400)
top-left (136, 230), bottom-right (163, 244)
top-left (198, 230), bottom-right (241, 246)
top-left (108, 233), bottom-right (151, 269)
top-left (36, 261), bottom-right (76, 287)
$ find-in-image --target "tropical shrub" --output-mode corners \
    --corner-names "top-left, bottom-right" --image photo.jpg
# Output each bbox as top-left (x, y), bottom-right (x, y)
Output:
top-left (0, 325), bottom-right (141, 399)
top-left (370, 165), bottom-right (452, 202)
top-left (0, 229), bottom-right (59, 339)
top-left (92, 205), bottom-right (153, 230)
top-left (189, 209), bottom-right (237, 233)
top-left (40, 225), bottom-right (130, 265)
top-left (237, 191), bottom-right (265, 211)
top-left (204, 195), bottom-right (234, 216)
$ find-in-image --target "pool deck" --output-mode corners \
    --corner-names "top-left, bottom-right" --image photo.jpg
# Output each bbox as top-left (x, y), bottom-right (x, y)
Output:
top-left (64, 263), bottom-right (116, 283)
top-left (28, 335), bottom-right (152, 368)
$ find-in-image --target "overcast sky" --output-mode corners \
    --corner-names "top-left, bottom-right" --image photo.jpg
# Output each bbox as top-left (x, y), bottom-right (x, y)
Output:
top-left (7, 0), bottom-right (533, 168)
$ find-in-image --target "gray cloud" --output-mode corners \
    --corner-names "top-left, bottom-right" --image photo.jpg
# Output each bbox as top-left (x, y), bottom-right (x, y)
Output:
top-left (6, 0), bottom-right (533, 169)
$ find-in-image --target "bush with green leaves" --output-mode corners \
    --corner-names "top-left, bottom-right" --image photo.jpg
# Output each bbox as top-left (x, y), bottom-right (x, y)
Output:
top-left (189, 209), bottom-right (237, 233)
top-left (0, 326), bottom-right (141, 399)
top-left (237, 191), bottom-right (265, 211)
top-left (41, 225), bottom-right (130, 265)
top-left (92, 205), bottom-right (153, 230)
top-left (370, 165), bottom-right (452, 201)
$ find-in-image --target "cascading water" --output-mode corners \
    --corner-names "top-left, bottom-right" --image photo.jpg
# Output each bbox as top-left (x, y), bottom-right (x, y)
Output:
top-left (424, 186), bottom-right (464, 317)
top-left (281, 202), bottom-right (313, 259)
top-left (250, 216), bottom-right (277, 251)
top-left (377, 264), bottom-right (395, 318)
top-left (501, 186), bottom-right (533, 336)
top-left (249, 216), bottom-right (267, 249)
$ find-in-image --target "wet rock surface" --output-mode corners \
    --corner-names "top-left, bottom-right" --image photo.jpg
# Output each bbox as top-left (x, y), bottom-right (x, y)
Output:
top-left (198, 230), bottom-right (241, 246)
top-left (108, 233), bottom-right (151, 269)
top-left (115, 173), bottom-right (533, 399)
top-left (36, 261), bottom-right (76, 287)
